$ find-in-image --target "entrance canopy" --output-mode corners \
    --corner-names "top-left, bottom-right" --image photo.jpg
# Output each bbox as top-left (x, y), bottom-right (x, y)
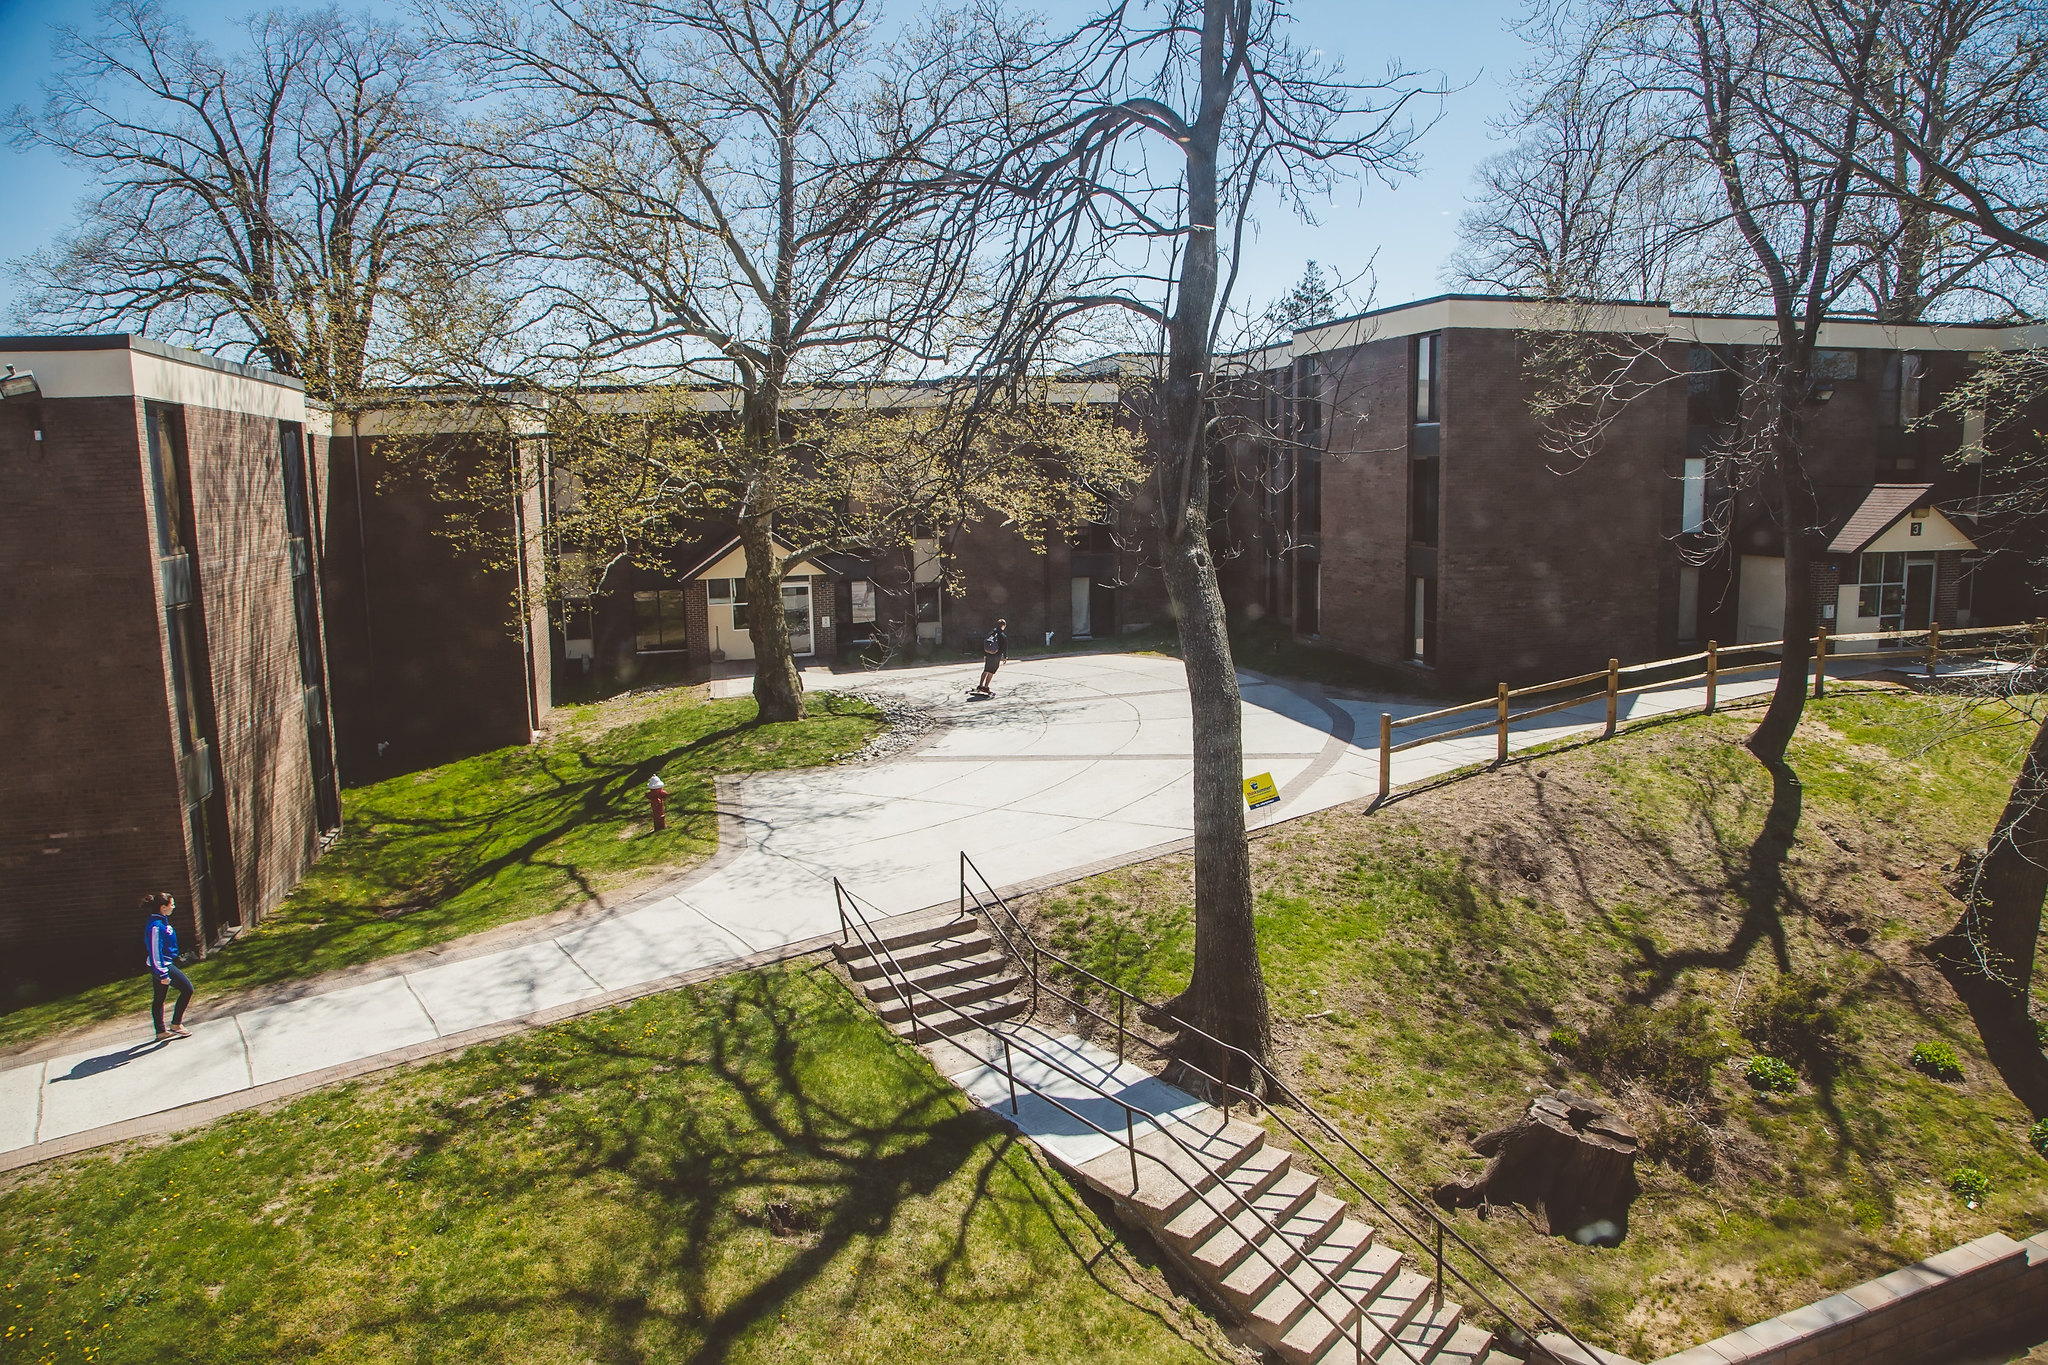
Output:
top-left (1826, 484), bottom-right (1975, 556)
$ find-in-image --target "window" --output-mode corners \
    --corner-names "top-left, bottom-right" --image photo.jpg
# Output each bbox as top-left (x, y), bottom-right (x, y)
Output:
top-left (1409, 456), bottom-right (1439, 546)
top-left (1882, 353), bottom-right (1925, 425)
top-left (1292, 355), bottom-right (1322, 438)
top-left (1681, 457), bottom-right (1706, 533)
top-left (1297, 454), bottom-right (1321, 538)
top-left (706, 578), bottom-right (748, 604)
top-left (1296, 561), bottom-right (1320, 636)
top-left (144, 403), bottom-right (191, 557)
top-left (634, 589), bottom-right (688, 652)
top-left (850, 579), bottom-right (877, 624)
top-left (1408, 577), bottom-right (1437, 664)
top-left (1678, 565), bottom-right (1701, 642)
top-left (1812, 349), bottom-right (1859, 381)
top-left (1687, 345), bottom-right (1737, 429)
top-left (1857, 550), bottom-right (1936, 637)
top-left (1414, 333), bottom-right (1440, 424)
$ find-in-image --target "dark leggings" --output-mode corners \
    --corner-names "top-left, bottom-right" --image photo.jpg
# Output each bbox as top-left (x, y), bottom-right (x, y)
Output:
top-left (151, 966), bottom-right (193, 1033)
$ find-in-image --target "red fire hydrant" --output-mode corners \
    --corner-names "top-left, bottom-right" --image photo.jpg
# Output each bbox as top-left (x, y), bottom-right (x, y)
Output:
top-left (646, 774), bottom-right (668, 831)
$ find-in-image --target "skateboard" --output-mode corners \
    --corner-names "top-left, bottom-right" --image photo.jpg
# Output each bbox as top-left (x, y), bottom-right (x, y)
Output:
top-left (966, 688), bottom-right (993, 700)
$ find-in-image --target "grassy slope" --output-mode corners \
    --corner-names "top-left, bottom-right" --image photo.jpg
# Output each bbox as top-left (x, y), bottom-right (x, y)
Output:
top-left (1024, 689), bottom-right (2048, 1361)
top-left (1, 688), bottom-right (882, 1053)
top-left (0, 966), bottom-right (1238, 1365)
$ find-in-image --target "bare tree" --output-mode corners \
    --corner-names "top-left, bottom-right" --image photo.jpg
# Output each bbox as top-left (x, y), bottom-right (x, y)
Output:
top-left (1447, 75), bottom-right (1740, 303)
top-left (964, 0), bottom-right (1433, 1077)
top-left (7, 0), bottom-right (462, 410)
top-left (424, 0), bottom-right (1027, 721)
top-left (1500, 0), bottom-right (1904, 768)
top-left (1799, 0), bottom-right (2048, 292)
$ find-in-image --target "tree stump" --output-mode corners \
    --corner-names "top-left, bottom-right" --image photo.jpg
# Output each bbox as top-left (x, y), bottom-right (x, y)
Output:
top-left (1430, 1090), bottom-right (1640, 1246)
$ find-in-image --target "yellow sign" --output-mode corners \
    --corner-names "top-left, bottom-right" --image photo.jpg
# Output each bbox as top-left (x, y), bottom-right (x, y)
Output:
top-left (1243, 772), bottom-right (1280, 810)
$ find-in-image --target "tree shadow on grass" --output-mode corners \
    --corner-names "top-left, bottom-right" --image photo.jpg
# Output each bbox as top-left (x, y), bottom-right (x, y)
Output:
top-left (188, 717), bottom-right (768, 996)
top-left (344, 968), bottom-right (1227, 1364)
top-left (1624, 755), bottom-right (1802, 1004)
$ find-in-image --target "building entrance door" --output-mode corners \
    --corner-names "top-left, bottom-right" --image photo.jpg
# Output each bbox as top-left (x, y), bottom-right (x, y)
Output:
top-left (1903, 558), bottom-right (1935, 632)
top-left (783, 581), bottom-right (815, 656)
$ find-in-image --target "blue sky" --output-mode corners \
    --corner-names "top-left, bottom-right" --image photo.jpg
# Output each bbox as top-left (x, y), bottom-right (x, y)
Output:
top-left (0, 0), bottom-right (1534, 332)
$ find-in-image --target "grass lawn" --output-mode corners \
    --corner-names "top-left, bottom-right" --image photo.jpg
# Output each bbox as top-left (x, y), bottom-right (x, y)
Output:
top-left (0, 687), bottom-right (883, 1054)
top-left (1019, 688), bottom-right (2048, 1361)
top-left (0, 965), bottom-right (1239, 1365)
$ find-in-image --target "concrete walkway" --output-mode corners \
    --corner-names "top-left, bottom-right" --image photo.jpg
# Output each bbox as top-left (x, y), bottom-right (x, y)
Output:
top-left (2, 651), bottom-right (1798, 1164)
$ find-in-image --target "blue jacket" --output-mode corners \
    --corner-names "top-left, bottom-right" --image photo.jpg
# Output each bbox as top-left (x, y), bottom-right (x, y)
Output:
top-left (145, 914), bottom-right (179, 975)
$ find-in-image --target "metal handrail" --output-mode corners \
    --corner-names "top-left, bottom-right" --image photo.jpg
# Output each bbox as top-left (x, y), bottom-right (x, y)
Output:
top-left (959, 853), bottom-right (1603, 1362)
top-left (832, 877), bottom-right (1424, 1365)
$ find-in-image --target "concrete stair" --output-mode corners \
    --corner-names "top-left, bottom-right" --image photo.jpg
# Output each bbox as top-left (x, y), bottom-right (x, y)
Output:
top-left (833, 915), bottom-right (1028, 1042)
top-left (1074, 1111), bottom-right (1497, 1365)
top-left (832, 907), bottom-right (1499, 1365)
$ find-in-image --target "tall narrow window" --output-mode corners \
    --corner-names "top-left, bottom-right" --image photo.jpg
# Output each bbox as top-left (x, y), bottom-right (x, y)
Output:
top-left (1409, 456), bottom-right (1439, 546)
top-left (1681, 457), bottom-right (1706, 533)
top-left (1898, 353), bottom-right (1923, 423)
top-left (1677, 565), bottom-right (1700, 642)
top-left (1298, 455), bottom-right (1321, 538)
top-left (1414, 333), bottom-right (1440, 424)
top-left (1409, 577), bottom-right (1436, 664)
top-left (280, 422), bottom-right (338, 832)
top-left (1292, 355), bottom-right (1322, 438)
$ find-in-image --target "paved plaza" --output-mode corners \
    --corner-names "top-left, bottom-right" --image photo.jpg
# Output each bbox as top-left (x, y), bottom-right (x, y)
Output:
top-left (1, 650), bottom-right (1792, 1163)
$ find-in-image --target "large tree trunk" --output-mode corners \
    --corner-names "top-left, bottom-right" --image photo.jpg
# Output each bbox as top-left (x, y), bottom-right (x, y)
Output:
top-left (738, 494), bottom-right (804, 724)
top-left (1748, 399), bottom-right (1817, 766)
top-left (1159, 519), bottom-right (1272, 1087)
top-left (1933, 711), bottom-right (2048, 1033)
top-left (1157, 0), bottom-right (1272, 1086)
top-left (740, 386), bottom-right (803, 724)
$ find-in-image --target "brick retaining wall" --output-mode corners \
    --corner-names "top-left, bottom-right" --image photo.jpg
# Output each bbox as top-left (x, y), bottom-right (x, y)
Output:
top-left (1540, 1228), bottom-right (2048, 1365)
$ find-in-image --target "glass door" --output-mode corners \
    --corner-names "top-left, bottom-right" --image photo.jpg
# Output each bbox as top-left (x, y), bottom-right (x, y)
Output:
top-left (782, 581), bottom-right (814, 656)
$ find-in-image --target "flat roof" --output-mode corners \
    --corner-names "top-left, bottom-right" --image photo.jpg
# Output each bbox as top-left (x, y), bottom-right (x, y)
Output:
top-left (0, 334), bottom-right (304, 391)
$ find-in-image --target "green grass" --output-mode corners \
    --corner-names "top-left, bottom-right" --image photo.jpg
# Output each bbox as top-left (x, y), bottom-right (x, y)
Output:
top-left (1, 688), bottom-right (883, 1053)
top-left (1020, 690), bottom-right (2048, 1360)
top-left (0, 966), bottom-right (1235, 1365)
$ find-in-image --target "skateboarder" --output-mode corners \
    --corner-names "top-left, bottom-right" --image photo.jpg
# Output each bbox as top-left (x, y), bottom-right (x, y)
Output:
top-left (143, 891), bottom-right (193, 1040)
top-left (973, 618), bottom-right (1008, 696)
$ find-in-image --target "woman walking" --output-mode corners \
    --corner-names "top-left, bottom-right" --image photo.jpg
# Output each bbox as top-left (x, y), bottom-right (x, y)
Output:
top-left (143, 892), bottom-right (193, 1039)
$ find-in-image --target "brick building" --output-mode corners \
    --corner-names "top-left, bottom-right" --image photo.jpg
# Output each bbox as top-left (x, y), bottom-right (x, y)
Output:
top-left (0, 336), bottom-right (340, 1000)
top-left (315, 411), bottom-right (551, 781)
top-left (1222, 296), bottom-right (2042, 690)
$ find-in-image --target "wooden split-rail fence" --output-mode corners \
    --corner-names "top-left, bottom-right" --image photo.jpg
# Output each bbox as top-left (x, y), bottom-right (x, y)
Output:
top-left (1374, 621), bottom-right (2046, 801)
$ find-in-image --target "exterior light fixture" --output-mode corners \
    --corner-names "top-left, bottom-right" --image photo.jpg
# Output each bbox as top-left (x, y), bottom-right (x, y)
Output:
top-left (0, 365), bottom-right (39, 400)
top-left (1813, 382), bottom-right (1835, 403)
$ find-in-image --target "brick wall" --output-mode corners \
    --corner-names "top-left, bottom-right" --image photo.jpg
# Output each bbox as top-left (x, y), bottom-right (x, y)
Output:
top-left (1543, 1228), bottom-right (2048, 1365)
top-left (317, 431), bottom-right (544, 780)
top-left (182, 405), bottom-right (325, 932)
top-left (1309, 336), bottom-right (1412, 669)
top-left (0, 395), bottom-right (193, 996)
top-left (0, 392), bottom-right (326, 997)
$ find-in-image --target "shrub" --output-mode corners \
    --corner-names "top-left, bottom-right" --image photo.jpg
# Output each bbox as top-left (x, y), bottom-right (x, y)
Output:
top-left (1744, 1056), bottom-right (1799, 1093)
top-left (2029, 1118), bottom-right (2048, 1160)
top-left (2034, 1016), bottom-right (2047, 1047)
top-left (1947, 1167), bottom-right (1990, 1204)
top-left (1578, 1000), bottom-right (1722, 1100)
top-left (1738, 975), bottom-right (1857, 1068)
top-left (1547, 1025), bottom-right (1581, 1055)
top-left (1911, 1040), bottom-right (1965, 1081)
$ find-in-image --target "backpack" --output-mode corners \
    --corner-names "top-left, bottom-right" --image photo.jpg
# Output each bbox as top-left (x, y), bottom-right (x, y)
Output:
top-left (983, 628), bottom-right (1003, 654)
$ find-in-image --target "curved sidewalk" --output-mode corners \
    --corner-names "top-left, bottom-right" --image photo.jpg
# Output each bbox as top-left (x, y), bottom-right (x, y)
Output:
top-left (0, 651), bottom-right (1787, 1168)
